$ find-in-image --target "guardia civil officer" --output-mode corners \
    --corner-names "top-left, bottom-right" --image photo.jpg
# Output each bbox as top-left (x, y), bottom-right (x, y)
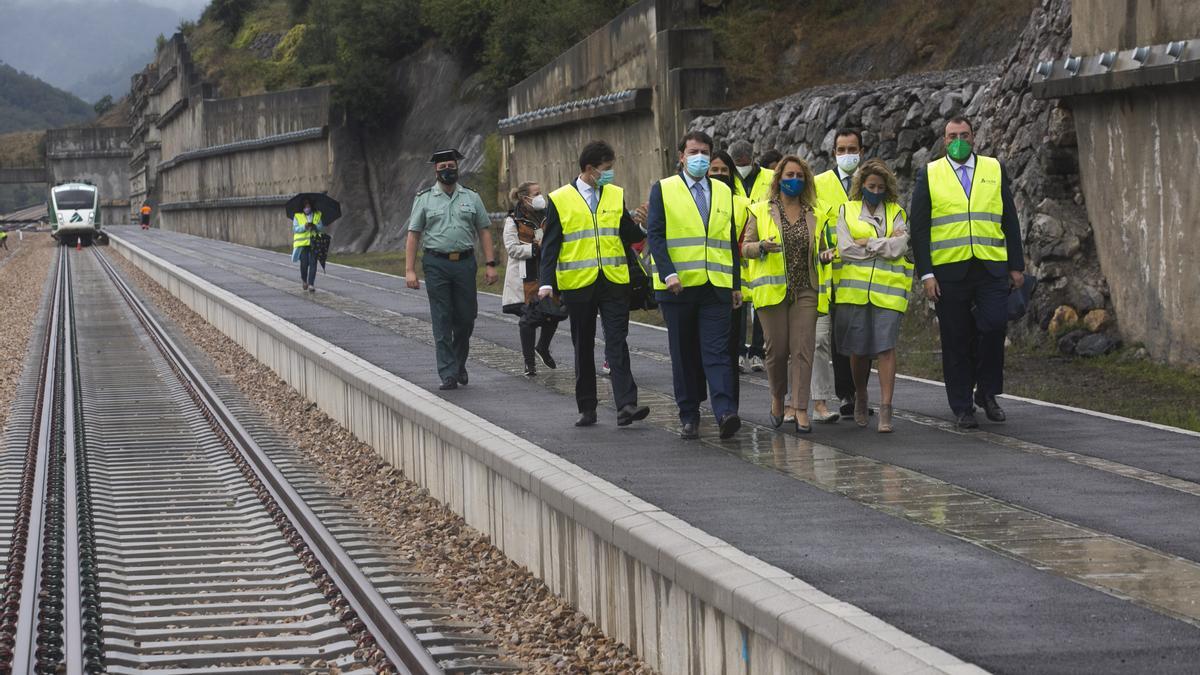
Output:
top-left (910, 117), bottom-right (1025, 429)
top-left (538, 140), bottom-right (650, 428)
top-left (405, 148), bottom-right (499, 390)
top-left (647, 131), bottom-right (742, 440)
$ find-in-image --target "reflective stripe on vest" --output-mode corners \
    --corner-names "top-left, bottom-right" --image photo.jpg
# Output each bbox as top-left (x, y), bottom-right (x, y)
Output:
top-left (834, 200), bottom-right (913, 313)
top-left (549, 183), bottom-right (629, 290)
top-left (652, 176), bottom-right (735, 291)
top-left (293, 212), bottom-right (322, 248)
top-left (733, 194), bottom-right (752, 296)
top-left (745, 201), bottom-right (788, 308)
top-left (927, 155), bottom-right (1006, 266)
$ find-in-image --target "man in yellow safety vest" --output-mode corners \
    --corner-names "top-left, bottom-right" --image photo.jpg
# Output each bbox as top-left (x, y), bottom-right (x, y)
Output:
top-left (910, 116), bottom-right (1026, 430)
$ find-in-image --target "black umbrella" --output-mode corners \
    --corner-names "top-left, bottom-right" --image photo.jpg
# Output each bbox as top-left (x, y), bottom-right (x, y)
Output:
top-left (285, 192), bottom-right (341, 225)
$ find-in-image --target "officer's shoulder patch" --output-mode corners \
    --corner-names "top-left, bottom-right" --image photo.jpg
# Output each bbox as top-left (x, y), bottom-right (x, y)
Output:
top-left (415, 187), bottom-right (431, 197)
top-left (460, 186), bottom-right (477, 193)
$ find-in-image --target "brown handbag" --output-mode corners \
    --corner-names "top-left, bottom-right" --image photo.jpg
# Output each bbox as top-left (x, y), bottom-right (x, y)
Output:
top-left (516, 219), bottom-right (541, 303)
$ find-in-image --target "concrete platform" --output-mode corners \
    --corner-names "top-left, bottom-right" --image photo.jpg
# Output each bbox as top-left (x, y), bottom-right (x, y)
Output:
top-left (108, 227), bottom-right (1200, 674)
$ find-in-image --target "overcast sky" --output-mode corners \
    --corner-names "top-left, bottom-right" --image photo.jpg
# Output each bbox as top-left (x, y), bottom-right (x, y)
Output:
top-left (6, 0), bottom-right (207, 16)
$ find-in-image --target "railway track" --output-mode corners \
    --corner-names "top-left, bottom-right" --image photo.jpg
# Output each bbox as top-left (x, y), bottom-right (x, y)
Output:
top-left (0, 248), bottom-right (515, 673)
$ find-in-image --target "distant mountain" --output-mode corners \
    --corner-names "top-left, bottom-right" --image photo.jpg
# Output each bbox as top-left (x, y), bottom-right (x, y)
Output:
top-left (0, 0), bottom-right (186, 103)
top-left (0, 62), bottom-right (95, 134)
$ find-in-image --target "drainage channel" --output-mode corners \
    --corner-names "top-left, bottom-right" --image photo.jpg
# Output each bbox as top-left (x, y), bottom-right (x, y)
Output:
top-left (0, 246), bottom-right (518, 674)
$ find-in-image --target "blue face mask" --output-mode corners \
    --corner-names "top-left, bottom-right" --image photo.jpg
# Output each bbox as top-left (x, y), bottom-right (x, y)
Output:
top-left (780, 178), bottom-right (805, 197)
top-left (596, 169), bottom-right (615, 186)
top-left (685, 153), bottom-right (710, 179)
top-left (863, 189), bottom-right (885, 206)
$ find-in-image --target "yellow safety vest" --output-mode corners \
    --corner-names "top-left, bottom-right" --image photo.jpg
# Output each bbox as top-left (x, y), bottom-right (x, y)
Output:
top-left (927, 155), bottom-right (1006, 266)
top-left (734, 167), bottom-right (774, 204)
top-left (745, 201), bottom-right (818, 309)
top-left (293, 212), bottom-right (322, 248)
top-left (549, 183), bottom-right (630, 290)
top-left (835, 200), bottom-right (913, 313)
top-left (652, 175), bottom-right (735, 291)
top-left (733, 194), bottom-right (751, 296)
top-left (813, 169), bottom-right (853, 313)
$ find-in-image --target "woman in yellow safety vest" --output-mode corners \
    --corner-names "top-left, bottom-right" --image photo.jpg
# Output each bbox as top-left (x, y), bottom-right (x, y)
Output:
top-left (741, 155), bottom-right (822, 433)
top-left (291, 199), bottom-right (324, 293)
top-left (834, 159), bottom-right (913, 433)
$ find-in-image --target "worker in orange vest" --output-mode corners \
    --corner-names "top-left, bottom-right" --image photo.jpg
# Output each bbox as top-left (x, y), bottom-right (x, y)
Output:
top-left (140, 203), bottom-right (152, 229)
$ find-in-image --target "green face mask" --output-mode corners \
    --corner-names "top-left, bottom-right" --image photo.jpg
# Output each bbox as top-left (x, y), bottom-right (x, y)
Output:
top-left (946, 138), bottom-right (973, 162)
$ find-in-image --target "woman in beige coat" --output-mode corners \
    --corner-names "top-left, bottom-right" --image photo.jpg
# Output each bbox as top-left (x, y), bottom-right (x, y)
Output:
top-left (502, 182), bottom-right (558, 376)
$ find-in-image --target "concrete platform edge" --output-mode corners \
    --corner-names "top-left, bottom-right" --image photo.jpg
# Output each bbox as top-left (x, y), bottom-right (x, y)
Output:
top-left (108, 234), bottom-right (987, 675)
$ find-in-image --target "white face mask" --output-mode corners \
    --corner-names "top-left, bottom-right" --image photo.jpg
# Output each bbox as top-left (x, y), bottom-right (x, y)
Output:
top-left (836, 153), bottom-right (861, 174)
top-left (528, 194), bottom-right (547, 211)
top-left (736, 165), bottom-right (753, 178)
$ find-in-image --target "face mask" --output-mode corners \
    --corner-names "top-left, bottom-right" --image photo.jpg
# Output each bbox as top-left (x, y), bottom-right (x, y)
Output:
top-left (863, 189), bottom-right (885, 206)
top-left (303, 207), bottom-right (312, 215)
top-left (946, 138), bottom-right (973, 163)
top-left (528, 194), bottom-right (547, 211)
top-left (836, 153), bottom-right (860, 174)
top-left (736, 165), bottom-right (753, 178)
top-left (596, 169), bottom-right (615, 186)
top-left (780, 178), bottom-right (805, 197)
top-left (711, 173), bottom-right (734, 189)
top-left (437, 168), bottom-right (459, 185)
top-left (685, 153), bottom-right (710, 178)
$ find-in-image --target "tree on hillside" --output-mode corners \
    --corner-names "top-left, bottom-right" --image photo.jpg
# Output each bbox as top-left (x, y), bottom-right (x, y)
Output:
top-left (94, 95), bottom-right (115, 116)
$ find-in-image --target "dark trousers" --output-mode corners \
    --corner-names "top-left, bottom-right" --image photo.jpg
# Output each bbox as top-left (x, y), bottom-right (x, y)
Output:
top-left (424, 254), bottom-right (478, 381)
top-left (737, 305), bottom-right (766, 358)
top-left (729, 307), bottom-right (742, 407)
top-left (298, 247), bottom-right (318, 285)
top-left (662, 299), bottom-right (736, 424)
top-left (934, 264), bottom-right (1009, 415)
top-left (519, 321), bottom-right (558, 366)
top-left (565, 278), bottom-right (638, 413)
top-left (829, 304), bottom-right (864, 401)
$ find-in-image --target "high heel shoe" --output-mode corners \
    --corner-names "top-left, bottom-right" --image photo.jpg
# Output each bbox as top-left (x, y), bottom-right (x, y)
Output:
top-left (769, 412), bottom-right (784, 428)
top-left (794, 412), bottom-right (812, 434)
top-left (878, 404), bottom-right (893, 433)
top-left (855, 394), bottom-right (869, 428)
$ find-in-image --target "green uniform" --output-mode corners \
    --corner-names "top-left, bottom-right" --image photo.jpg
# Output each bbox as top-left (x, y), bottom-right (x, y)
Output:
top-left (406, 183), bottom-right (491, 382)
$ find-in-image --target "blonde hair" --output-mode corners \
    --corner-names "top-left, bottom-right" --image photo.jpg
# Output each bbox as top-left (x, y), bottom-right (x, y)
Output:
top-left (769, 155), bottom-right (817, 208)
top-left (849, 159), bottom-right (899, 204)
top-left (509, 181), bottom-right (539, 205)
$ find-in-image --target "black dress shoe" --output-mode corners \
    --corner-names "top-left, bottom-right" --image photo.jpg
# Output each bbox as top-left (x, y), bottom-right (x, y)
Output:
top-left (718, 414), bottom-right (741, 439)
top-left (955, 410), bottom-right (979, 429)
top-left (457, 368), bottom-right (468, 385)
top-left (575, 410), bottom-right (597, 427)
top-left (535, 345), bottom-right (556, 369)
top-left (769, 412), bottom-right (784, 428)
top-left (680, 422), bottom-right (700, 439)
top-left (439, 377), bottom-right (458, 390)
top-left (839, 399), bottom-right (856, 417)
top-left (617, 404), bottom-right (650, 426)
top-left (975, 394), bottom-right (1006, 422)
top-left (523, 363), bottom-right (536, 377)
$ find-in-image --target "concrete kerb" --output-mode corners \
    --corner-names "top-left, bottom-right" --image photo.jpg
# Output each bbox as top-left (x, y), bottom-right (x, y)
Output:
top-left (107, 233), bottom-right (986, 675)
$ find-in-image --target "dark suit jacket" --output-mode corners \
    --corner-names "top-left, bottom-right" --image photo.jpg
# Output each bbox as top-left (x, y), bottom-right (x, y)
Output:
top-left (909, 156), bottom-right (1025, 282)
top-left (645, 173), bottom-right (742, 304)
top-left (539, 182), bottom-right (646, 303)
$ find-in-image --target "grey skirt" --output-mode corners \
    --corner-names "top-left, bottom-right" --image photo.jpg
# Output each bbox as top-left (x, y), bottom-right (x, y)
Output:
top-left (834, 303), bottom-right (902, 356)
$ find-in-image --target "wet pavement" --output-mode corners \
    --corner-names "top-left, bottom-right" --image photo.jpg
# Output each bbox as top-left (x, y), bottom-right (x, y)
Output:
top-left (109, 227), bottom-right (1200, 674)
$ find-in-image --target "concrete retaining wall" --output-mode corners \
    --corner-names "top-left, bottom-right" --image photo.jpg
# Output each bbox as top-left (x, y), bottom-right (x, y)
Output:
top-left (109, 231), bottom-right (983, 675)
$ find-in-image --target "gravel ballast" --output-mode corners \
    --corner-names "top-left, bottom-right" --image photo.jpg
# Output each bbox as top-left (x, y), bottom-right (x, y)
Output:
top-left (109, 251), bottom-right (653, 674)
top-left (0, 236), bottom-right (56, 433)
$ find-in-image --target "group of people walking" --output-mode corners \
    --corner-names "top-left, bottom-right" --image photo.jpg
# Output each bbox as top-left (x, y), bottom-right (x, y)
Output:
top-left (385, 114), bottom-right (1024, 438)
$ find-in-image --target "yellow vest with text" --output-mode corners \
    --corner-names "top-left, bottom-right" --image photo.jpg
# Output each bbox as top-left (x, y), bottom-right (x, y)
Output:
top-left (292, 212), bottom-right (322, 248)
top-left (734, 167), bottom-right (774, 204)
top-left (653, 175), bottom-right (735, 291)
top-left (549, 183), bottom-right (630, 290)
top-left (927, 155), bottom-right (1006, 266)
top-left (835, 200), bottom-right (913, 313)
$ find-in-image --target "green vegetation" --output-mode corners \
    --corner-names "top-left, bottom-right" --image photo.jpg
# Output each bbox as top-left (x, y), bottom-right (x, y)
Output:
top-left (185, 0), bottom-right (636, 127)
top-left (0, 63), bottom-right (94, 134)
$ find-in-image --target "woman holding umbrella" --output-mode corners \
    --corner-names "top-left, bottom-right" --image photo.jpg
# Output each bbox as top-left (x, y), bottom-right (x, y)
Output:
top-left (287, 193), bottom-right (341, 292)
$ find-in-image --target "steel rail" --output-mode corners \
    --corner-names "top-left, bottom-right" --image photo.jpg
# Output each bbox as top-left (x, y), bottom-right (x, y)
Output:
top-left (92, 249), bottom-right (442, 675)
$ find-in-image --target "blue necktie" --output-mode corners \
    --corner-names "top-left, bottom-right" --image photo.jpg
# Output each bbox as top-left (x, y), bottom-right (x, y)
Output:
top-left (958, 165), bottom-right (972, 197)
top-left (587, 187), bottom-right (598, 213)
top-left (691, 181), bottom-right (709, 224)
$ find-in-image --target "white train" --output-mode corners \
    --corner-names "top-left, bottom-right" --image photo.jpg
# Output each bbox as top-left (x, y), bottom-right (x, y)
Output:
top-left (49, 181), bottom-right (104, 245)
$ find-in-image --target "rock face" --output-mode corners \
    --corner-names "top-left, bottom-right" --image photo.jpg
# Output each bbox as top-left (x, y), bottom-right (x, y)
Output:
top-left (689, 0), bottom-right (1113, 348)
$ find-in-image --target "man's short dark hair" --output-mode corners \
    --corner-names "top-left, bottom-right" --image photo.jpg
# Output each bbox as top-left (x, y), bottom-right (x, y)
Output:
top-left (947, 116), bottom-right (973, 132)
top-left (834, 128), bottom-right (863, 150)
top-left (678, 130), bottom-right (714, 154)
top-left (579, 140), bottom-right (616, 171)
top-left (759, 149), bottom-right (783, 170)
